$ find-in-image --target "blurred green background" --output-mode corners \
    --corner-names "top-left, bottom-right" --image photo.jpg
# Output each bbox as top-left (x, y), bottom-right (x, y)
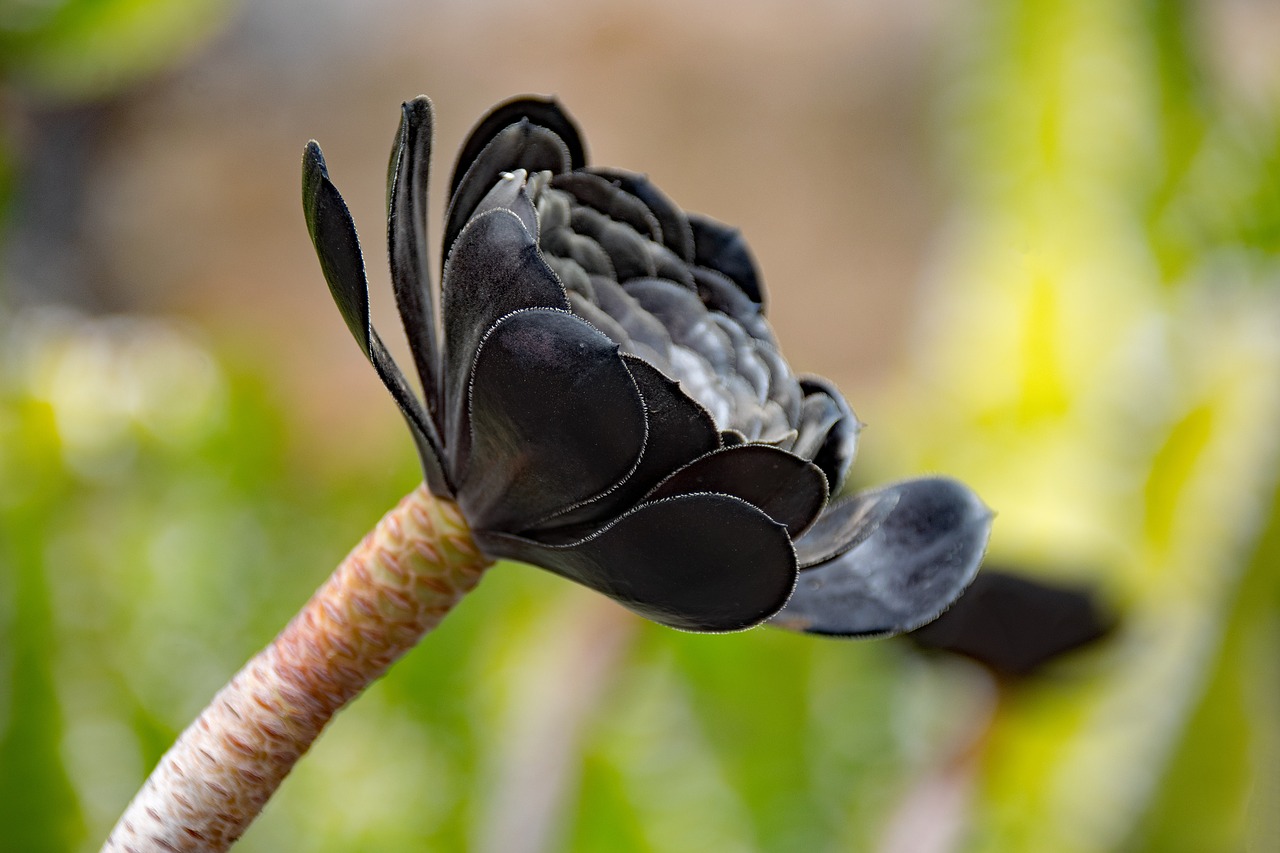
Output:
top-left (2, 0), bottom-right (1279, 851)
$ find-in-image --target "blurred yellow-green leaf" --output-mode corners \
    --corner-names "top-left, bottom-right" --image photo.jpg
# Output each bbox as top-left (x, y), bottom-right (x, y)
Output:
top-left (1, 0), bottom-right (237, 101)
top-left (868, 1), bottom-right (1280, 851)
top-left (3, 0), bottom-right (1280, 850)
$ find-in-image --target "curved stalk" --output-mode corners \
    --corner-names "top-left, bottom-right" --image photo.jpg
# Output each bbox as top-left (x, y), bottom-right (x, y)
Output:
top-left (102, 485), bottom-right (491, 852)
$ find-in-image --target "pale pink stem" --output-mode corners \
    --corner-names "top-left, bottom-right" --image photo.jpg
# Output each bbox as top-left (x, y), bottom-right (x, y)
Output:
top-left (102, 485), bottom-right (492, 853)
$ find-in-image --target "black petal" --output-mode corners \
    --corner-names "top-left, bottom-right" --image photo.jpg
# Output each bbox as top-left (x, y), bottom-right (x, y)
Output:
top-left (647, 241), bottom-right (697, 289)
top-left (587, 167), bottom-right (695, 262)
top-left (551, 171), bottom-right (663, 243)
top-left (303, 142), bottom-right (370, 351)
top-left (590, 276), bottom-right (675, 359)
top-left (624, 278), bottom-right (739, 422)
top-left (770, 477), bottom-right (992, 637)
top-left (708, 315), bottom-right (792, 445)
top-left (534, 354), bottom-right (721, 532)
top-left (792, 487), bottom-right (898, 568)
top-left (692, 266), bottom-right (772, 343)
top-left (794, 375), bottom-right (861, 493)
top-left (449, 96), bottom-right (587, 200)
top-left (801, 376), bottom-right (860, 489)
top-left (711, 315), bottom-right (770, 401)
top-left (688, 213), bottom-right (764, 306)
top-left (618, 353), bottom-right (723, 486)
top-left (386, 97), bottom-right (443, 430)
top-left (624, 279), bottom-right (714, 328)
top-left (753, 344), bottom-right (802, 429)
top-left (303, 141), bottom-right (449, 494)
top-left (445, 120), bottom-right (571, 256)
top-left (440, 208), bottom-right (570, 479)
top-left (645, 445), bottom-right (827, 538)
top-left (459, 308), bottom-right (646, 532)
top-left (568, 205), bottom-right (656, 282)
top-left (475, 493), bottom-right (797, 632)
top-left (566, 291), bottom-right (630, 345)
top-left (540, 219), bottom-right (618, 279)
top-left (792, 390), bottom-right (841, 460)
top-left (471, 169), bottom-right (540, 239)
top-left (546, 256), bottom-right (596, 300)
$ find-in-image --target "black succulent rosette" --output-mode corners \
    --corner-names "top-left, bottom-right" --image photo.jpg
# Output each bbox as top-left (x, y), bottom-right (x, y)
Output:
top-left (302, 95), bottom-right (992, 634)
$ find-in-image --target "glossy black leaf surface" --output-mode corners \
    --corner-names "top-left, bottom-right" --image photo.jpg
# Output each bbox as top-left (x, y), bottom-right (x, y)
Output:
top-left (772, 478), bottom-right (992, 636)
top-left (459, 308), bottom-right (646, 532)
top-left (645, 445), bottom-right (828, 538)
top-left (476, 493), bottom-right (797, 632)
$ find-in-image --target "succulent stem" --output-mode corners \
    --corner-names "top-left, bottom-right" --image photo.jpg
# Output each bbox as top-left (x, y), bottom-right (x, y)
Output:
top-left (101, 485), bottom-right (491, 852)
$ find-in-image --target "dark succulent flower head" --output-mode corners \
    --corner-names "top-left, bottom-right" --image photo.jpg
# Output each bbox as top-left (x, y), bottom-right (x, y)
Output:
top-left (303, 95), bottom-right (992, 634)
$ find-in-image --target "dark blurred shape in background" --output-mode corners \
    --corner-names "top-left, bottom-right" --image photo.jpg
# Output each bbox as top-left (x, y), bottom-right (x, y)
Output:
top-left (909, 569), bottom-right (1115, 679)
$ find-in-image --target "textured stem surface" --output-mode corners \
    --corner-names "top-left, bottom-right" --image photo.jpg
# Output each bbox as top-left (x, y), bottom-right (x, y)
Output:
top-left (102, 485), bottom-right (491, 852)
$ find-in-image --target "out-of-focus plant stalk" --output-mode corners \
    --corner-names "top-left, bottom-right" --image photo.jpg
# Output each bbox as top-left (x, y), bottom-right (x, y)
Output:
top-left (100, 485), bottom-right (491, 852)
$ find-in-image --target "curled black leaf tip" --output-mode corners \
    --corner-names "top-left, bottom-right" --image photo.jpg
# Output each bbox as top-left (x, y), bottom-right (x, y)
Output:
top-left (403, 94), bottom-right (432, 118)
top-left (303, 95), bottom-right (992, 633)
top-left (387, 93), bottom-right (441, 423)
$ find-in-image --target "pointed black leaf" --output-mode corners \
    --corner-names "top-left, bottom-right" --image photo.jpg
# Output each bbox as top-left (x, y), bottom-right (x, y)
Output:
top-left (459, 308), bottom-right (646, 532)
top-left (387, 97), bottom-right (446, 435)
top-left (476, 493), bottom-right (797, 632)
top-left (303, 141), bottom-right (371, 353)
top-left (304, 141), bottom-right (449, 493)
top-left (645, 445), bottom-right (827, 537)
top-left (771, 477), bottom-right (992, 637)
top-left (369, 330), bottom-right (451, 495)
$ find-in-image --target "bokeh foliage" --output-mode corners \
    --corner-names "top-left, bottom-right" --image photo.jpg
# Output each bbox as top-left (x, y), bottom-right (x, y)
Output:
top-left (2, 0), bottom-right (1279, 851)
top-left (0, 0), bottom-right (234, 102)
top-left (870, 1), bottom-right (1280, 850)
top-left (0, 312), bottom-right (920, 851)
